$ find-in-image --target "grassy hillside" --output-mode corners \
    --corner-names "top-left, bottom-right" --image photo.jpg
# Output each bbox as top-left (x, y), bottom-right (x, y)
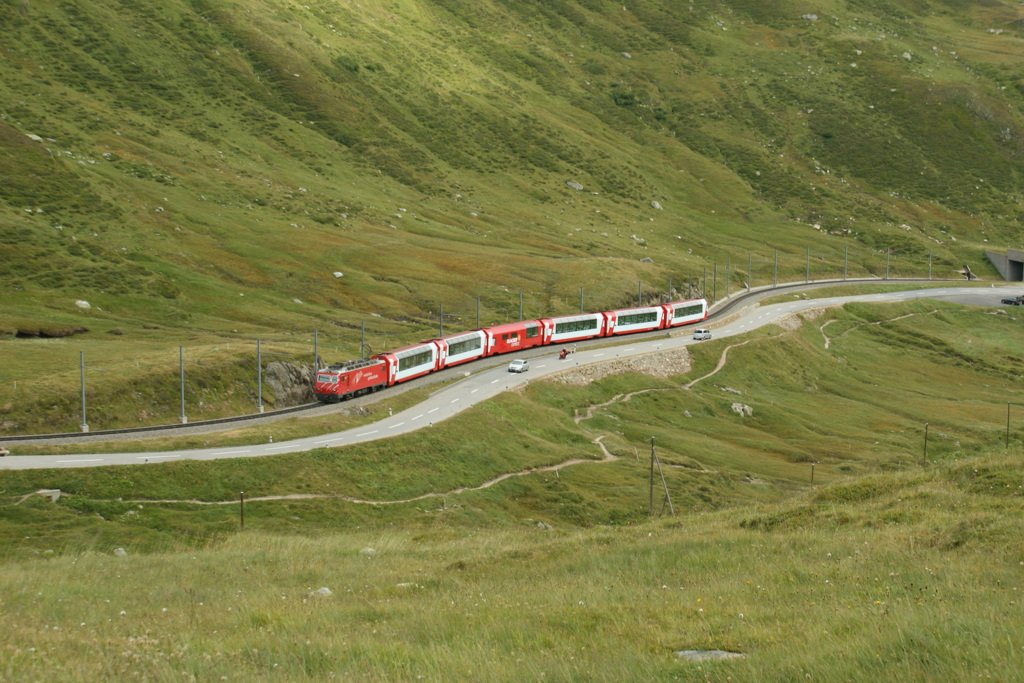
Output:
top-left (0, 301), bottom-right (1022, 679)
top-left (1, 454), bottom-right (1021, 681)
top-left (1, 0), bottom-right (1023, 431)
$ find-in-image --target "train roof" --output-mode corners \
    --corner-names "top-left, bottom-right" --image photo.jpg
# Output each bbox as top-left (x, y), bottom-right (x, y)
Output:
top-left (483, 320), bottom-right (541, 334)
top-left (380, 340), bottom-right (438, 356)
top-left (325, 358), bottom-right (384, 372)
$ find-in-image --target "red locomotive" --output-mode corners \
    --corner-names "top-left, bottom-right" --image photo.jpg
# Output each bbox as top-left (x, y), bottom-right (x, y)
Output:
top-left (313, 297), bottom-right (708, 402)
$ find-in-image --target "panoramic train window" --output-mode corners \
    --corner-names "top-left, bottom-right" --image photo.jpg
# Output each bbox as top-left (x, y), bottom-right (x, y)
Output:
top-left (555, 318), bottom-right (598, 334)
top-left (673, 304), bottom-right (704, 318)
top-left (448, 337), bottom-right (482, 356)
top-left (398, 350), bottom-right (433, 372)
top-left (617, 311), bottom-right (658, 326)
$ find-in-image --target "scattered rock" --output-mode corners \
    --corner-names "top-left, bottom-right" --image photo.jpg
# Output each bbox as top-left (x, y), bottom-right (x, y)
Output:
top-left (359, 547), bottom-right (377, 558)
top-left (650, 200), bottom-right (663, 210)
top-left (37, 489), bottom-right (61, 503)
top-left (309, 586), bottom-right (332, 598)
top-left (731, 402), bottom-right (753, 417)
top-left (332, 271), bottom-right (344, 279)
top-left (536, 521), bottom-right (552, 530)
top-left (75, 300), bottom-right (91, 310)
top-left (113, 547), bottom-right (128, 557)
top-left (801, 13), bottom-right (818, 21)
top-left (565, 180), bottom-right (584, 191)
top-left (640, 257), bottom-right (654, 263)
top-left (676, 649), bottom-right (746, 662)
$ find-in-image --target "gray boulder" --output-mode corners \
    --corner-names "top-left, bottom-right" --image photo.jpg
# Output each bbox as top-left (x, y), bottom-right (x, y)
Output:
top-left (264, 361), bottom-right (315, 407)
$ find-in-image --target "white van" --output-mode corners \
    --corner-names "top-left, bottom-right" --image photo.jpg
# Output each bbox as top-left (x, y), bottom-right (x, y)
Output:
top-left (692, 328), bottom-right (712, 341)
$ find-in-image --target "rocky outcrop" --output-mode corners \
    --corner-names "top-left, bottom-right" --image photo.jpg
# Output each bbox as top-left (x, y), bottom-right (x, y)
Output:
top-left (265, 361), bottom-right (315, 406)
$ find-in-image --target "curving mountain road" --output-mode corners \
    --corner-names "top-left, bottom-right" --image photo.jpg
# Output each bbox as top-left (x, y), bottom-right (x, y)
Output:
top-left (1, 282), bottom-right (1020, 470)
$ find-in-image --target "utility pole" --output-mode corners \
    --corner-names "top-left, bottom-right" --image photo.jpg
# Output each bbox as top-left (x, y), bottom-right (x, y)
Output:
top-left (360, 321), bottom-right (366, 360)
top-left (79, 351), bottom-right (89, 433)
top-left (648, 436), bottom-right (655, 516)
top-left (1008, 403), bottom-right (1012, 449)
top-left (179, 345), bottom-right (187, 424)
top-left (647, 436), bottom-right (674, 516)
top-left (923, 422), bottom-right (929, 464)
top-left (257, 339), bottom-right (263, 414)
top-left (725, 256), bottom-right (731, 298)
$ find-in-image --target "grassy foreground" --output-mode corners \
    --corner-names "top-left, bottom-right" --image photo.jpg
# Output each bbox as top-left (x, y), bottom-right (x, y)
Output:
top-left (0, 451), bottom-right (1021, 681)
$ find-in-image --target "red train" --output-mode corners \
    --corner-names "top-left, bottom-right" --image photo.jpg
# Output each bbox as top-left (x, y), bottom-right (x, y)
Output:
top-left (313, 298), bottom-right (708, 402)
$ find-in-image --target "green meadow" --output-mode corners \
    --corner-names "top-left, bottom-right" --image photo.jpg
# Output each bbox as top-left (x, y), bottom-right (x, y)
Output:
top-left (1, 0), bottom-right (1023, 679)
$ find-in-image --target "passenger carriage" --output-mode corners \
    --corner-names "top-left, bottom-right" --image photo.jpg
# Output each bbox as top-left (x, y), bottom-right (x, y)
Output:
top-left (482, 320), bottom-right (544, 356)
top-left (376, 341), bottom-right (441, 386)
top-left (438, 330), bottom-right (487, 367)
top-left (604, 305), bottom-right (667, 336)
top-left (541, 312), bottom-right (608, 345)
top-left (664, 298), bottom-right (708, 328)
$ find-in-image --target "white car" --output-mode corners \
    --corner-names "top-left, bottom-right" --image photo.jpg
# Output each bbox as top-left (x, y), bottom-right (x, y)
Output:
top-left (692, 328), bottom-right (712, 341)
top-left (508, 359), bottom-right (529, 373)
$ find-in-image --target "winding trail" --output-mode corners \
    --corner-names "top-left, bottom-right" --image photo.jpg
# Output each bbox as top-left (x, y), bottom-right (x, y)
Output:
top-left (105, 436), bottom-right (619, 508)
top-left (573, 389), bottom-right (662, 424)
top-left (820, 310), bottom-right (937, 349)
top-left (684, 336), bottom-right (780, 390)
top-left (71, 383), bottom-right (665, 508)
